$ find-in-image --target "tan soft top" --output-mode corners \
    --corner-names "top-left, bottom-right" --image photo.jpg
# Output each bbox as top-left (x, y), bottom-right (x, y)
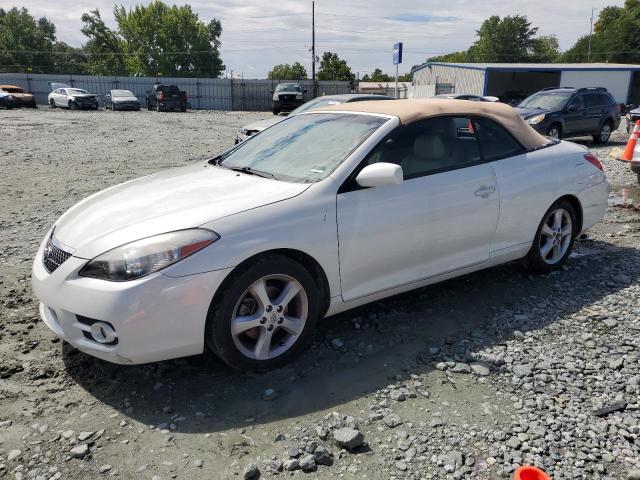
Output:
top-left (319, 98), bottom-right (550, 150)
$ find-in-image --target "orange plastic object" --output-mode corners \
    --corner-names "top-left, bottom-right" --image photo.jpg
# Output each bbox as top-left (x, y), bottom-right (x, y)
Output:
top-left (618, 120), bottom-right (640, 162)
top-left (513, 466), bottom-right (551, 480)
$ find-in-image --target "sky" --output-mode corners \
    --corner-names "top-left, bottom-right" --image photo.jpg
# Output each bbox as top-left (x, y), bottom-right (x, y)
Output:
top-left (13, 0), bottom-right (626, 78)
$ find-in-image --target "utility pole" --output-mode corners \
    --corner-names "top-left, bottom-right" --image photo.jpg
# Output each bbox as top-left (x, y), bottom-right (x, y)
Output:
top-left (588, 7), bottom-right (595, 61)
top-left (311, 1), bottom-right (317, 98)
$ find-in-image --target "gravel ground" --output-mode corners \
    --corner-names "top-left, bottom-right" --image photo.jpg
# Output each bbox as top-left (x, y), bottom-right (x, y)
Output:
top-left (0, 108), bottom-right (639, 480)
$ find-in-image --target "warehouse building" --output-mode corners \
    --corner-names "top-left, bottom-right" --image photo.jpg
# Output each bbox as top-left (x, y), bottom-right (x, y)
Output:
top-left (411, 63), bottom-right (640, 105)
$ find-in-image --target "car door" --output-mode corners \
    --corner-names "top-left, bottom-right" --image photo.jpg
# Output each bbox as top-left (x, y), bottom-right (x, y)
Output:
top-left (583, 93), bottom-right (604, 132)
top-left (563, 94), bottom-right (587, 134)
top-left (56, 89), bottom-right (68, 107)
top-left (336, 116), bottom-right (500, 302)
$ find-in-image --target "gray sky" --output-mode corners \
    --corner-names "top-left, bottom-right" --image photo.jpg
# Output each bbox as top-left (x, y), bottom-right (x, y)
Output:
top-left (19, 0), bottom-right (624, 77)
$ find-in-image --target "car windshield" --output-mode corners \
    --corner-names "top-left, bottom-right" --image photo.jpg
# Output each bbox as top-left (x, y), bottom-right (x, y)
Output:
top-left (276, 84), bottom-right (301, 92)
top-left (219, 113), bottom-right (387, 183)
top-left (290, 97), bottom-right (344, 114)
top-left (519, 92), bottom-right (573, 110)
top-left (68, 89), bottom-right (89, 95)
top-left (112, 90), bottom-right (135, 97)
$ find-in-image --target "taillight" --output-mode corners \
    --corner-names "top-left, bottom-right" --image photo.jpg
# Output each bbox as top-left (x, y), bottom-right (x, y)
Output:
top-left (584, 153), bottom-right (604, 172)
top-left (159, 91), bottom-right (165, 100)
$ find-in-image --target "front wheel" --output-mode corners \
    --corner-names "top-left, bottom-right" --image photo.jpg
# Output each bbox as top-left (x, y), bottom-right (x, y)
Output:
top-left (524, 200), bottom-right (578, 273)
top-left (156, 102), bottom-right (162, 112)
top-left (205, 254), bottom-right (320, 371)
top-left (593, 121), bottom-right (612, 144)
top-left (49, 99), bottom-right (56, 109)
top-left (69, 101), bottom-right (78, 110)
top-left (547, 124), bottom-right (561, 140)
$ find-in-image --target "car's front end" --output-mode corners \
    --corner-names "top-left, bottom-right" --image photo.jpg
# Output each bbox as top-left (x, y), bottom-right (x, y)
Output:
top-left (273, 91), bottom-right (304, 113)
top-left (112, 96), bottom-right (141, 111)
top-left (70, 94), bottom-right (99, 110)
top-left (0, 92), bottom-right (17, 109)
top-left (516, 107), bottom-right (555, 134)
top-left (626, 107), bottom-right (640, 133)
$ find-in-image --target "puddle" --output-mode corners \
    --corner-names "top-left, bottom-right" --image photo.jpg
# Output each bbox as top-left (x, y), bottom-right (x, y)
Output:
top-left (608, 184), bottom-right (640, 210)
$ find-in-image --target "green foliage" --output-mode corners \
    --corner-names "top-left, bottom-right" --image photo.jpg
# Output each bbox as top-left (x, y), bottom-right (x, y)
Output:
top-left (80, 9), bottom-right (126, 75)
top-left (111, 1), bottom-right (223, 77)
top-left (0, 7), bottom-right (58, 72)
top-left (426, 51), bottom-right (469, 63)
top-left (467, 15), bottom-right (539, 62)
top-left (317, 52), bottom-right (356, 88)
top-left (268, 62), bottom-right (308, 80)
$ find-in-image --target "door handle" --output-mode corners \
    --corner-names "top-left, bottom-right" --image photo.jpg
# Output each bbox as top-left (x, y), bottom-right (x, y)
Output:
top-left (474, 186), bottom-right (496, 198)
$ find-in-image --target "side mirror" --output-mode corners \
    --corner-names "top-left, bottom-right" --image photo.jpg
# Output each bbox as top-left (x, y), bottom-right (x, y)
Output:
top-left (355, 163), bottom-right (403, 188)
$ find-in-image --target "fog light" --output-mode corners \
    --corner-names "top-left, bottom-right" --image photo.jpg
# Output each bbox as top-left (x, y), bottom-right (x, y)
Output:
top-left (89, 321), bottom-right (117, 344)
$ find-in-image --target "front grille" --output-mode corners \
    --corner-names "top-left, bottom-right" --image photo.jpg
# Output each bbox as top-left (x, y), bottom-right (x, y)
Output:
top-left (281, 94), bottom-right (296, 101)
top-left (43, 237), bottom-right (72, 273)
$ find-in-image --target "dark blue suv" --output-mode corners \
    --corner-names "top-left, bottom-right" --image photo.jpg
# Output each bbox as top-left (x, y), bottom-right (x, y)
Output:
top-left (515, 87), bottom-right (621, 144)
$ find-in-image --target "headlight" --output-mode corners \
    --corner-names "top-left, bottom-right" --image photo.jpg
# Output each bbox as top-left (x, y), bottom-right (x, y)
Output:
top-left (296, 93), bottom-right (303, 99)
top-left (79, 229), bottom-right (219, 281)
top-left (273, 94), bottom-right (279, 101)
top-left (527, 114), bottom-right (546, 125)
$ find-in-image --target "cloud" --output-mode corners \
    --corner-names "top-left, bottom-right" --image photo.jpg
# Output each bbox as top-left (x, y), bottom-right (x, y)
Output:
top-left (386, 13), bottom-right (458, 23)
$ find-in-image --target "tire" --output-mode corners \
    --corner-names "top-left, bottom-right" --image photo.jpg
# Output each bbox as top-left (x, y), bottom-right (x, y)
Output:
top-left (146, 101), bottom-right (152, 111)
top-left (272, 108), bottom-right (280, 115)
top-left (180, 105), bottom-right (187, 112)
top-left (593, 121), bottom-right (613, 144)
top-left (524, 199), bottom-right (578, 273)
top-left (205, 254), bottom-right (320, 371)
top-left (69, 101), bottom-right (78, 110)
top-left (29, 101), bottom-right (37, 108)
top-left (49, 99), bottom-right (56, 109)
top-left (546, 124), bottom-right (561, 140)
top-left (156, 102), bottom-right (162, 112)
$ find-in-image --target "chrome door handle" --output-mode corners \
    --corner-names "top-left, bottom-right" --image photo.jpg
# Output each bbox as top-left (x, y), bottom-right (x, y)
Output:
top-left (474, 186), bottom-right (496, 198)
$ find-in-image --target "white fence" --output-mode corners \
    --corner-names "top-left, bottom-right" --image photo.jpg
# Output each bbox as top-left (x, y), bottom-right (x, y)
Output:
top-left (0, 73), bottom-right (350, 111)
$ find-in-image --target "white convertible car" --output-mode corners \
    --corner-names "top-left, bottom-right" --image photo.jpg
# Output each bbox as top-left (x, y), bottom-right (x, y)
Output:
top-left (32, 100), bottom-right (608, 370)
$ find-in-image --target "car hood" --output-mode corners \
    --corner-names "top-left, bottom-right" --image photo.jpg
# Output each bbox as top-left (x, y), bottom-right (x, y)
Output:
top-left (70, 93), bottom-right (97, 99)
top-left (242, 117), bottom-right (283, 132)
top-left (54, 162), bottom-right (310, 259)
top-left (515, 107), bottom-right (551, 119)
top-left (113, 96), bottom-right (139, 102)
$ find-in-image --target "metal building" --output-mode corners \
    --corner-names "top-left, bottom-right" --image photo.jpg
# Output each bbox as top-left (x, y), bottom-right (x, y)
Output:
top-left (411, 63), bottom-right (640, 105)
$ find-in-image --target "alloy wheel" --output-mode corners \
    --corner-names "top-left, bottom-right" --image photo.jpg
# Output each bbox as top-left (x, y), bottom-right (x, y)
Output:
top-left (539, 208), bottom-right (572, 264)
top-left (547, 127), bottom-right (560, 139)
top-left (231, 274), bottom-right (308, 361)
top-left (600, 123), bottom-right (611, 142)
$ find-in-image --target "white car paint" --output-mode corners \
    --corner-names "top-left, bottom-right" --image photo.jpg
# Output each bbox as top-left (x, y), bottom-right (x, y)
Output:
top-left (48, 88), bottom-right (98, 108)
top-left (31, 110), bottom-right (608, 365)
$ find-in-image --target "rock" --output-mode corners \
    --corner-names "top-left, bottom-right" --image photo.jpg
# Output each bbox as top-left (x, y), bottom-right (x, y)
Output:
top-left (506, 436), bottom-right (521, 450)
top-left (299, 454), bottom-right (317, 472)
top-left (273, 433), bottom-right (285, 442)
top-left (435, 362), bottom-right (448, 371)
top-left (61, 430), bottom-right (75, 440)
top-left (470, 362), bottom-right (491, 376)
top-left (77, 431), bottom-right (94, 442)
top-left (283, 459), bottom-right (299, 471)
top-left (395, 461), bottom-right (408, 471)
top-left (603, 318), bottom-right (619, 328)
top-left (390, 389), bottom-right (406, 402)
top-left (609, 357), bottom-right (625, 370)
top-left (69, 444), bottom-right (89, 459)
top-left (99, 465), bottom-right (111, 474)
top-left (333, 427), bottom-right (364, 450)
top-left (443, 451), bottom-right (463, 472)
top-left (451, 362), bottom-right (471, 374)
top-left (243, 462), bottom-right (260, 480)
top-left (513, 364), bottom-right (533, 377)
top-left (627, 469), bottom-right (640, 480)
top-left (7, 450), bottom-right (21, 462)
top-left (288, 446), bottom-right (301, 458)
top-left (194, 459), bottom-right (203, 468)
top-left (261, 388), bottom-right (278, 401)
top-left (383, 414), bottom-right (403, 428)
top-left (262, 459), bottom-right (282, 474)
top-left (314, 446), bottom-right (333, 466)
top-left (315, 425), bottom-right (330, 440)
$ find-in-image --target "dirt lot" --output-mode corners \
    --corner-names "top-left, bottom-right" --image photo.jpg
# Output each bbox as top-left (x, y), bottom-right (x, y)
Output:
top-left (0, 108), bottom-right (639, 480)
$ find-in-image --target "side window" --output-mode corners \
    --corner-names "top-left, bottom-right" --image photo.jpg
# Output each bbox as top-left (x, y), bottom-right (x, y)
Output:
top-left (568, 95), bottom-right (584, 110)
top-left (473, 117), bottom-right (525, 161)
top-left (585, 94), bottom-right (601, 108)
top-left (599, 93), bottom-right (614, 106)
top-left (363, 116), bottom-right (482, 180)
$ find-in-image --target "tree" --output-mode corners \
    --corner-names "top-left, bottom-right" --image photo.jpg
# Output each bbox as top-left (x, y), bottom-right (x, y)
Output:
top-left (467, 15), bottom-right (539, 62)
top-left (268, 62), bottom-right (308, 80)
top-left (531, 35), bottom-right (560, 63)
top-left (80, 9), bottom-right (126, 75)
top-left (317, 52), bottom-right (355, 88)
top-left (426, 51), bottom-right (468, 63)
top-left (0, 7), bottom-right (58, 73)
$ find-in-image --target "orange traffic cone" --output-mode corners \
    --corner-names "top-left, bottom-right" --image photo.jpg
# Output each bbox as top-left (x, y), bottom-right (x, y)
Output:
top-left (514, 466), bottom-right (551, 480)
top-left (618, 120), bottom-right (640, 162)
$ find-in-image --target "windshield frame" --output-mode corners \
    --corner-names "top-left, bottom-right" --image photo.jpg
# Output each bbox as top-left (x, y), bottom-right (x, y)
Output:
top-left (111, 89), bottom-right (135, 97)
top-left (518, 91), bottom-right (573, 110)
top-left (214, 111), bottom-right (392, 184)
top-left (67, 88), bottom-right (89, 96)
top-left (275, 83), bottom-right (302, 93)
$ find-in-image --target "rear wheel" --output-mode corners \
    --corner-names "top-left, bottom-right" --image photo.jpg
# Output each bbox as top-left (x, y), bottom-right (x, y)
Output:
top-left (593, 121), bottom-right (612, 144)
top-left (146, 100), bottom-right (152, 111)
top-left (524, 200), bottom-right (578, 273)
top-left (156, 102), bottom-right (162, 112)
top-left (547, 124), bottom-right (561, 140)
top-left (205, 254), bottom-right (320, 371)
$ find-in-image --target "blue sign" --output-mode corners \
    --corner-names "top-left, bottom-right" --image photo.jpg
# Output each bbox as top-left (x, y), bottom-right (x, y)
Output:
top-left (393, 42), bottom-right (403, 65)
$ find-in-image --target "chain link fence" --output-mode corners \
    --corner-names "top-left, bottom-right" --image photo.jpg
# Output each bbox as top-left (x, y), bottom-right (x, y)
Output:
top-left (0, 73), bottom-right (350, 111)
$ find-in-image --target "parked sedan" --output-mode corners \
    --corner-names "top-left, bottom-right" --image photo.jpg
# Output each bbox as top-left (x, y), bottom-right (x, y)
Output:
top-left (104, 89), bottom-right (141, 111)
top-left (236, 94), bottom-right (392, 143)
top-left (0, 91), bottom-right (18, 109)
top-left (48, 87), bottom-right (99, 110)
top-left (32, 99), bottom-right (608, 370)
top-left (0, 85), bottom-right (36, 108)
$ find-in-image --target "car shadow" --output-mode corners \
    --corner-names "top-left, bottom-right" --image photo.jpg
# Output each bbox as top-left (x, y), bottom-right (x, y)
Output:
top-left (62, 238), bottom-right (639, 433)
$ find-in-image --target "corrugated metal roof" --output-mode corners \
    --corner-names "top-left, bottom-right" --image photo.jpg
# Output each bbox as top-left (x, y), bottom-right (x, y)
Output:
top-left (413, 62), bottom-right (640, 73)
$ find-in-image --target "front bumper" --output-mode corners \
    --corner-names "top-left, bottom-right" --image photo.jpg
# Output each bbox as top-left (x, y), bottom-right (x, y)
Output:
top-left (273, 98), bottom-right (304, 111)
top-left (113, 102), bottom-right (140, 111)
top-left (31, 236), bottom-right (232, 364)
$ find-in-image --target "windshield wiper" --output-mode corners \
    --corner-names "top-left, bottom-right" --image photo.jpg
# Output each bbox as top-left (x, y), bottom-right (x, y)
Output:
top-left (226, 166), bottom-right (276, 179)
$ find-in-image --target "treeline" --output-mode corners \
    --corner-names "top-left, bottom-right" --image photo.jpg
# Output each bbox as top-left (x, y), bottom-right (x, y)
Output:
top-left (426, 2), bottom-right (640, 65)
top-left (0, 2), bottom-right (224, 77)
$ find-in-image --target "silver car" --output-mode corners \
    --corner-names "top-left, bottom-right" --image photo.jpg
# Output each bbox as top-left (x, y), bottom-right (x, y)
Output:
top-left (236, 94), bottom-right (392, 143)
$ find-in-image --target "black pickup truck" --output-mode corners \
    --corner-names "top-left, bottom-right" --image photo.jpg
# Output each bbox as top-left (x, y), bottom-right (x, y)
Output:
top-left (146, 84), bottom-right (188, 112)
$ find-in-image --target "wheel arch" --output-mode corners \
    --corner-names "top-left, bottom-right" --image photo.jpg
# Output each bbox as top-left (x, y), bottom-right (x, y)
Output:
top-left (212, 248), bottom-right (332, 318)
